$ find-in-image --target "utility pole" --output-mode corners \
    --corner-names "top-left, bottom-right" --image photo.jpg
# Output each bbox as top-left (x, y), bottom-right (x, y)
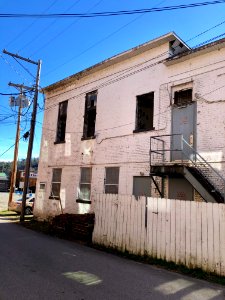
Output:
top-left (20, 60), bottom-right (41, 221)
top-left (7, 83), bottom-right (33, 208)
top-left (3, 50), bottom-right (42, 221)
top-left (8, 86), bottom-right (22, 208)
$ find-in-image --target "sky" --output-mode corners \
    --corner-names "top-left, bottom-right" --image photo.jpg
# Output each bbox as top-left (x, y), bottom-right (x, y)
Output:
top-left (0, 0), bottom-right (225, 162)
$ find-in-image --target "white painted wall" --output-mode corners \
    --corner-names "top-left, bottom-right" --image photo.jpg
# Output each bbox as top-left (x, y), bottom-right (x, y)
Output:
top-left (34, 39), bottom-right (225, 219)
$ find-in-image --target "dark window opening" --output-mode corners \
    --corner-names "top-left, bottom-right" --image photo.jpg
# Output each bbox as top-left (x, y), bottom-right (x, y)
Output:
top-left (50, 168), bottom-right (62, 199)
top-left (78, 167), bottom-right (92, 201)
top-left (174, 89), bottom-right (192, 107)
top-left (135, 92), bottom-right (154, 132)
top-left (82, 91), bottom-right (97, 139)
top-left (105, 167), bottom-right (119, 194)
top-left (55, 101), bottom-right (68, 143)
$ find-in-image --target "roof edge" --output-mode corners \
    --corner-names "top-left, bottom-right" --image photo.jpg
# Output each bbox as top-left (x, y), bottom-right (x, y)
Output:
top-left (43, 32), bottom-right (189, 93)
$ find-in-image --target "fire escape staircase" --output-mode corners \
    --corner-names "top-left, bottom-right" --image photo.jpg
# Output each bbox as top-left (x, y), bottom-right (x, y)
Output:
top-left (150, 135), bottom-right (225, 203)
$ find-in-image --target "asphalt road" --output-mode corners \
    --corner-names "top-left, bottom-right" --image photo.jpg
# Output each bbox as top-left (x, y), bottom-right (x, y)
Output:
top-left (0, 220), bottom-right (225, 300)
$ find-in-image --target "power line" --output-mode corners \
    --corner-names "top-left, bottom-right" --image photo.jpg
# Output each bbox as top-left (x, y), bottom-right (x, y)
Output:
top-left (42, 0), bottom-right (167, 78)
top-left (19, 0), bottom-right (82, 53)
top-left (30, 0), bottom-right (105, 57)
top-left (42, 5), bottom-right (225, 79)
top-left (186, 19), bottom-right (225, 43)
top-left (193, 32), bottom-right (225, 47)
top-left (1, 1), bottom-right (225, 19)
top-left (0, 134), bottom-right (26, 158)
top-left (35, 73), bottom-right (225, 136)
top-left (12, 56), bottom-right (36, 79)
top-left (5, 0), bottom-right (60, 48)
top-left (0, 54), bottom-right (33, 85)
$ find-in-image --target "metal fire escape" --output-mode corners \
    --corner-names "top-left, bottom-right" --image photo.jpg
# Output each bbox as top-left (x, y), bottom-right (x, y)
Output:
top-left (150, 134), bottom-right (225, 203)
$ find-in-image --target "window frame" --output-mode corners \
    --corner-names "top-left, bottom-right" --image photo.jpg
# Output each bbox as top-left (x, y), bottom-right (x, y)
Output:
top-left (55, 100), bottom-right (68, 144)
top-left (76, 167), bottom-right (92, 204)
top-left (134, 92), bottom-right (155, 133)
top-left (173, 88), bottom-right (193, 107)
top-left (49, 168), bottom-right (62, 200)
top-left (104, 167), bottom-right (120, 194)
top-left (82, 91), bottom-right (97, 140)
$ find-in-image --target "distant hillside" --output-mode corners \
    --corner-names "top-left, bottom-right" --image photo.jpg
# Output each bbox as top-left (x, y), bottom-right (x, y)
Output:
top-left (0, 158), bottom-right (39, 176)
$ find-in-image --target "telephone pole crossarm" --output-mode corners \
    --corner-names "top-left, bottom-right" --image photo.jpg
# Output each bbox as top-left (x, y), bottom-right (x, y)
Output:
top-left (3, 49), bottom-right (38, 65)
top-left (8, 82), bottom-right (35, 91)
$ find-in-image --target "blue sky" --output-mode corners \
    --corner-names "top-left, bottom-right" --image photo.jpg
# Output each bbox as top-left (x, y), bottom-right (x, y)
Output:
top-left (0, 0), bottom-right (225, 161)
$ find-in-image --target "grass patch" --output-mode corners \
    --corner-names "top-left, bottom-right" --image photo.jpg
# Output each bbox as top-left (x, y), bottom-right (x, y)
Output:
top-left (0, 210), bottom-right (17, 216)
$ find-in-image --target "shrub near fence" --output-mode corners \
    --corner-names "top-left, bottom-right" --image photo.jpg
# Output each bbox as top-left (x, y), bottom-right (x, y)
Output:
top-left (93, 194), bottom-right (225, 276)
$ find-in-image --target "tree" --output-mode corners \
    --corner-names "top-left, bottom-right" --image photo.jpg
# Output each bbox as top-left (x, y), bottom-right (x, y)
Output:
top-left (0, 157), bottom-right (39, 176)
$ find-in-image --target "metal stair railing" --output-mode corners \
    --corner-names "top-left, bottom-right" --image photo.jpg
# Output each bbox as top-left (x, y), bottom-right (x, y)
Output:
top-left (182, 138), bottom-right (225, 201)
top-left (150, 134), bottom-right (225, 201)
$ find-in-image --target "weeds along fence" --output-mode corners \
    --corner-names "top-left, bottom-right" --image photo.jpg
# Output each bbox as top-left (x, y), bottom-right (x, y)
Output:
top-left (92, 194), bottom-right (225, 276)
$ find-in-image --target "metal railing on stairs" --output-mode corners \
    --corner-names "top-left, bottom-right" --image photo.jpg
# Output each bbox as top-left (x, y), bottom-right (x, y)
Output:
top-left (150, 134), bottom-right (225, 201)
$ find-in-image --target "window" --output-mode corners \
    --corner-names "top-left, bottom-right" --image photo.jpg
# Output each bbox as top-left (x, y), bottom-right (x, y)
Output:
top-left (77, 167), bottom-right (92, 203)
top-left (135, 92), bottom-right (154, 132)
top-left (50, 168), bottom-right (62, 199)
top-left (133, 176), bottom-right (151, 197)
top-left (39, 182), bottom-right (46, 190)
top-left (55, 101), bottom-right (68, 143)
top-left (174, 89), bottom-right (192, 107)
top-left (82, 91), bottom-right (97, 139)
top-left (104, 167), bottom-right (119, 194)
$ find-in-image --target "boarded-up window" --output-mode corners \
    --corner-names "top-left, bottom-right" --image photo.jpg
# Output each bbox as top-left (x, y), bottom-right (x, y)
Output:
top-left (133, 176), bottom-right (151, 197)
top-left (50, 168), bottom-right (62, 199)
top-left (56, 101), bottom-right (68, 143)
top-left (78, 167), bottom-right (92, 201)
top-left (174, 89), bottom-right (192, 107)
top-left (83, 91), bottom-right (97, 139)
top-left (135, 92), bottom-right (154, 131)
top-left (105, 167), bottom-right (119, 194)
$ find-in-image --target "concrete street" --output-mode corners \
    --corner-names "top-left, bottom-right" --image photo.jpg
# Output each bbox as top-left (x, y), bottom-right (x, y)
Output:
top-left (0, 218), bottom-right (225, 300)
top-left (0, 192), bottom-right (28, 211)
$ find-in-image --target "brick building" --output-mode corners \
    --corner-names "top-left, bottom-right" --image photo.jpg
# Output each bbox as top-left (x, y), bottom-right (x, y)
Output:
top-left (34, 32), bottom-right (225, 219)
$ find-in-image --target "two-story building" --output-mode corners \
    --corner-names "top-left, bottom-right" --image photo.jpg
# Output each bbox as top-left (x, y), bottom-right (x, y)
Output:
top-left (34, 32), bottom-right (225, 220)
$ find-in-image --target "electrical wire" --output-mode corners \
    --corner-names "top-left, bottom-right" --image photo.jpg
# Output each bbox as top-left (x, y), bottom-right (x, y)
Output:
top-left (43, 0), bottom-right (167, 78)
top-left (12, 56), bottom-right (36, 79)
top-left (0, 54), bottom-right (33, 85)
top-left (42, 5), bottom-right (225, 79)
top-left (1, 1), bottom-right (225, 19)
top-left (186, 19), bottom-right (225, 43)
top-left (19, 0), bottom-right (82, 53)
top-left (31, 0), bottom-right (105, 57)
top-left (0, 134), bottom-right (25, 158)
top-left (193, 32), bottom-right (225, 48)
top-left (5, 0), bottom-right (60, 49)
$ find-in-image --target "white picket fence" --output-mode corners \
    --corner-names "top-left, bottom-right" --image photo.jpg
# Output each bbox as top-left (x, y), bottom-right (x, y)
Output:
top-left (93, 194), bottom-right (225, 276)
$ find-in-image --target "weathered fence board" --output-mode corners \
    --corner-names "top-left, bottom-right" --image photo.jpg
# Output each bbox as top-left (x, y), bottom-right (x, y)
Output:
top-left (92, 194), bottom-right (225, 276)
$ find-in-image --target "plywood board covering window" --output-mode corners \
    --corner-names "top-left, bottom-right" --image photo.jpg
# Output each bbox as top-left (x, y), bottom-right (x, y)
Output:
top-left (135, 92), bottom-right (154, 132)
top-left (50, 168), bottom-right (62, 199)
top-left (105, 167), bottom-right (119, 194)
top-left (55, 101), bottom-right (68, 143)
top-left (82, 91), bottom-right (97, 139)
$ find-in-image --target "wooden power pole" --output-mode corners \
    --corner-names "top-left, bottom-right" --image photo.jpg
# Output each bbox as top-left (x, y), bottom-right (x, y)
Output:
top-left (3, 50), bottom-right (42, 221)
top-left (8, 86), bottom-right (22, 208)
top-left (20, 60), bottom-right (41, 221)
